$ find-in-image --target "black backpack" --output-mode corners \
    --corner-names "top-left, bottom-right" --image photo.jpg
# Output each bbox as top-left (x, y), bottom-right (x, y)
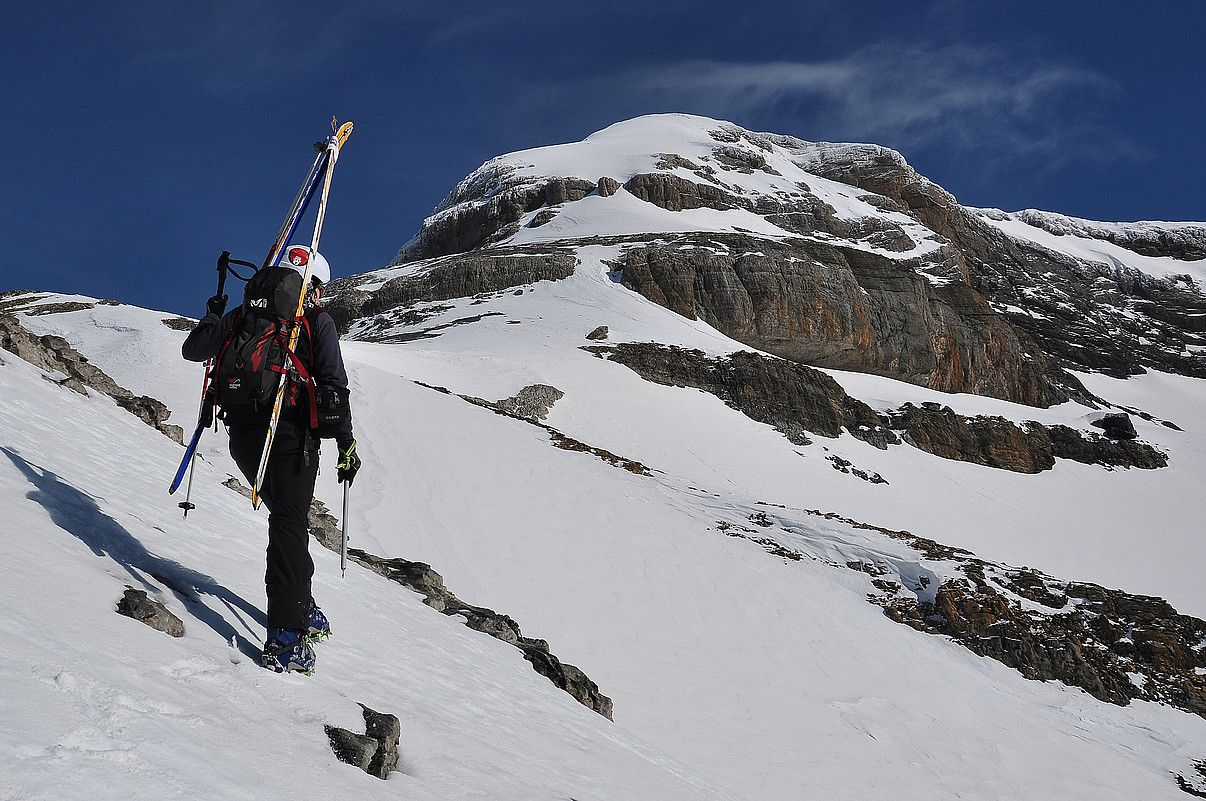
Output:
top-left (213, 267), bottom-right (318, 429)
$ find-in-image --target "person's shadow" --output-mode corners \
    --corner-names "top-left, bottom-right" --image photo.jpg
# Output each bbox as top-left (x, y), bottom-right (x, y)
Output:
top-left (2, 447), bottom-right (264, 658)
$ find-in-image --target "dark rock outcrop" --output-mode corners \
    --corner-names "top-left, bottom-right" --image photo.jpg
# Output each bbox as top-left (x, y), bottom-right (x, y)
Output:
top-left (326, 249), bottom-right (577, 332)
top-left (585, 325), bottom-right (609, 341)
top-left (348, 549), bottom-right (614, 719)
top-left (739, 503), bottom-right (1206, 720)
top-left (589, 344), bottom-right (1165, 472)
top-left (623, 173), bottom-right (740, 212)
top-left (399, 174), bottom-right (596, 262)
top-left (116, 588), bottom-right (184, 637)
top-left (597, 176), bottom-right (620, 197)
top-left (875, 563), bottom-right (1206, 717)
top-left (587, 342), bottom-right (895, 448)
top-left (161, 317), bottom-right (197, 332)
top-left (887, 403), bottom-right (1053, 473)
top-left (325, 704), bottom-right (401, 779)
top-left (612, 234), bottom-right (1068, 406)
top-left (290, 487), bottom-right (615, 719)
top-left (890, 403), bottom-right (1166, 472)
top-left (325, 727), bottom-right (378, 773)
top-left (0, 313), bottom-right (184, 443)
top-left (1090, 412), bottom-right (1138, 440)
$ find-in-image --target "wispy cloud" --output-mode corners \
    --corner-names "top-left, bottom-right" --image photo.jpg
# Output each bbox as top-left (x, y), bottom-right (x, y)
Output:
top-left (575, 44), bottom-right (1140, 171)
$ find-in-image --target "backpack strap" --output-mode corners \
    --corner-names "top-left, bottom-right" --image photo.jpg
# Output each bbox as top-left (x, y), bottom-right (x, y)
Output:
top-left (270, 320), bottom-right (319, 430)
top-left (212, 307), bottom-right (244, 371)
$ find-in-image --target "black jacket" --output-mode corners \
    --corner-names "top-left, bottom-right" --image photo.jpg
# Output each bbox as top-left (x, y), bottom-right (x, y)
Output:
top-left (181, 306), bottom-right (354, 445)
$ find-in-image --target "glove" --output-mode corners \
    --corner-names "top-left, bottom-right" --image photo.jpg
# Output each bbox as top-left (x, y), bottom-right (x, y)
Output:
top-left (336, 439), bottom-right (361, 485)
top-left (206, 294), bottom-right (228, 317)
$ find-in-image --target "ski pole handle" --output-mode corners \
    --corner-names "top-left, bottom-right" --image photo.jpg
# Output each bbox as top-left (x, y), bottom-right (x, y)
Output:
top-left (216, 251), bottom-right (230, 298)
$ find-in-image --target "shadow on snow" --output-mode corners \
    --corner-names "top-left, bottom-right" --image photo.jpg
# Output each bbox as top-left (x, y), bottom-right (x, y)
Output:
top-left (2, 446), bottom-right (264, 658)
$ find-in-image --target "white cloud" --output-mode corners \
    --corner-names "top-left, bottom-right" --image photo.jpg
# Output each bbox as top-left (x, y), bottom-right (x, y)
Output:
top-left (596, 44), bottom-right (1138, 169)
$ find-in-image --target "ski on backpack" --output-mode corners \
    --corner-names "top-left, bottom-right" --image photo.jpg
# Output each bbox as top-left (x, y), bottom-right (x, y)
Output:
top-left (168, 126), bottom-right (342, 511)
top-left (251, 119), bottom-right (353, 509)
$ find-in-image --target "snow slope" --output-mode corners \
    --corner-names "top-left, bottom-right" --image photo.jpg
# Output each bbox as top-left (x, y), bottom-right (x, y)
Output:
top-left (9, 282), bottom-right (1206, 800)
top-left (0, 318), bottom-right (727, 801)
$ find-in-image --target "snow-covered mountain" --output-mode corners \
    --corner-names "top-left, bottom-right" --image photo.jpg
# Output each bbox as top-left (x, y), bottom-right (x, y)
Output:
top-left (4, 113), bottom-right (1206, 800)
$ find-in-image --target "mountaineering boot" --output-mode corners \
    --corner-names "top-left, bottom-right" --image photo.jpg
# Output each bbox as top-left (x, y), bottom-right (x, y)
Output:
top-left (261, 628), bottom-right (316, 674)
top-left (303, 601), bottom-right (331, 642)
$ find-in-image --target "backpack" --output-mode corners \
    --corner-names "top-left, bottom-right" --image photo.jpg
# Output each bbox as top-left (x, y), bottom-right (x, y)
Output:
top-left (213, 267), bottom-right (319, 430)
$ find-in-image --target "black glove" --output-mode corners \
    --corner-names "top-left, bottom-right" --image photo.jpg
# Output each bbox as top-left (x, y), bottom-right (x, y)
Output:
top-left (337, 439), bottom-right (361, 485)
top-left (206, 294), bottom-right (228, 317)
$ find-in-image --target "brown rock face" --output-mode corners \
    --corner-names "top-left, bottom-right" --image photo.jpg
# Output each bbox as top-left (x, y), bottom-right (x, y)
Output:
top-left (400, 175), bottom-right (597, 262)
top-left (326, 249), bottom-right (577, 332)
top-left (799, 144), bottom-right (1206, 380)
top-left (590, 344), bottom-right (1166, 472)
top-left (622, 173), bottom-right (740, 211)
top-left (0, 313), bottom-right (184, 443)
top-left (586, 342), bottom-right (896, 448)
top-left (614, 234), bottom-right (1066, 406)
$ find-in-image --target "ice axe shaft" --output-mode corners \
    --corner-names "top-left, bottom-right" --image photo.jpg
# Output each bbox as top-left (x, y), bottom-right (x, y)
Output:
top-left (341, 482), bottom-right (349, 578)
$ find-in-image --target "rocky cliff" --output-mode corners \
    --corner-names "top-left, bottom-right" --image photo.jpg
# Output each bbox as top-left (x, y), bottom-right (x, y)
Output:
top-left (331, 114), bottom-right (1205, 406)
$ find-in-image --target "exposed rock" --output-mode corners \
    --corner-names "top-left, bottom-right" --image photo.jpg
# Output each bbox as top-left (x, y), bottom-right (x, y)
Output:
top-left (325, 726), bottom-right (379, 774)
top-left (589, 344), bottom-right (1164, 472)
top-left (161, 317), bottom-right (197, 332)
top-left (712, 145), bottom-right (780, 175)
top-left (495, 384), bottom-right (564, 421)
top-left (1090, 412), bottom-right (1138, 440)
top-left (1176, 759), bottom-right (1206, 797)
top-left (547, 431), bottom-right (652, 476)
top-left (888, 403), bottom-right (1054, 473)
top-left (324, 705), bottom-right (401, 779)
top-left (585, 325), bottom-right (609, 341)
top-left (792, 139), bottom-right (1206, 380)
top-left (826, 454), bottom-right (887, 484)
top-left (528, 208), bottom-right (558, 228)
top-left (24, 301), bottom-right (96, 316)
top-left (597, 176), bottom-right (620, 197)
top-left (398, 174), bottom-right (596, 262)
top-left (361, 705), bottom-right (401, 778)
top-left (875, 562), bottom-right (1206, 717)
top-left (585, 342), bottom-right (896, 448)
top-left (115, 395), bottom-right (185, 445)
top-left (1015, 209), bottom-right (1206, 262)
top-left (889, 403), bottom-right (1165, 471)
top-left (614, 233), bottom-right (1069, 406)
top-left (736, 503), bottom-right (1206, 720)
top-left (327, 249), bottom-right (577, 329)
top-left (347, 548), bottom-right (613, 719)
top-left (307, 496), bottom-right (343, 553)
top-left (623, 173), bottom-right (740, 212)
top-left (0, 313), bottom-right (183, 443)
top-left (1046, 423), bottom-right (1167, 469)
top-left (116, 588), bottom-right (184, 637)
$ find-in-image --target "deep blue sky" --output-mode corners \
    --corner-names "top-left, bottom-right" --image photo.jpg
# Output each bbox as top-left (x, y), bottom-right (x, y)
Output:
top-left (4, 1), bottom-right (1204, 315)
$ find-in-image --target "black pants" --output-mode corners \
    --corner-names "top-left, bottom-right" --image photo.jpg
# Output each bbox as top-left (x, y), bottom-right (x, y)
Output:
top-left (228, 422), bottom-right (319, 630)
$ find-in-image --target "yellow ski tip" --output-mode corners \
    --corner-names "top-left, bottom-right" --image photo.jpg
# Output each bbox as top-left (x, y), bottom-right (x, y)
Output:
top-left (334, 120), bottom-right (353, 151)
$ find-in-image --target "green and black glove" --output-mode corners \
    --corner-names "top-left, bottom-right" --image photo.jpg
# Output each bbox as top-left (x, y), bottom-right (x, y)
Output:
top-left (336, 439), bottom-right (361, 485)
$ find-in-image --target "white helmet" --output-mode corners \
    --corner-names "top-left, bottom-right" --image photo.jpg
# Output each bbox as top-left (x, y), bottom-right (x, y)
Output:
top-left (278, 244), bottom-right (331, 285)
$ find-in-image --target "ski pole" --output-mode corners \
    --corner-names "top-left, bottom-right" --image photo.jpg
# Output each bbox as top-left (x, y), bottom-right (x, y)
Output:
top-left (173, 251), bottom-right (230, 513)
top-left (341, 481), bottom-right (350, 578)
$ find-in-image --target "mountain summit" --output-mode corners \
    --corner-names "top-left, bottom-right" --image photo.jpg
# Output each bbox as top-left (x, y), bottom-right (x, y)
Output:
top-left (333, 114), bottom-right (1206, 411)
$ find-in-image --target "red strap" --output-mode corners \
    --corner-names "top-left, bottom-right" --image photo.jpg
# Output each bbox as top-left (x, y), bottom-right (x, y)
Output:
top-left (273, 335), bottom-right (319, 429)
